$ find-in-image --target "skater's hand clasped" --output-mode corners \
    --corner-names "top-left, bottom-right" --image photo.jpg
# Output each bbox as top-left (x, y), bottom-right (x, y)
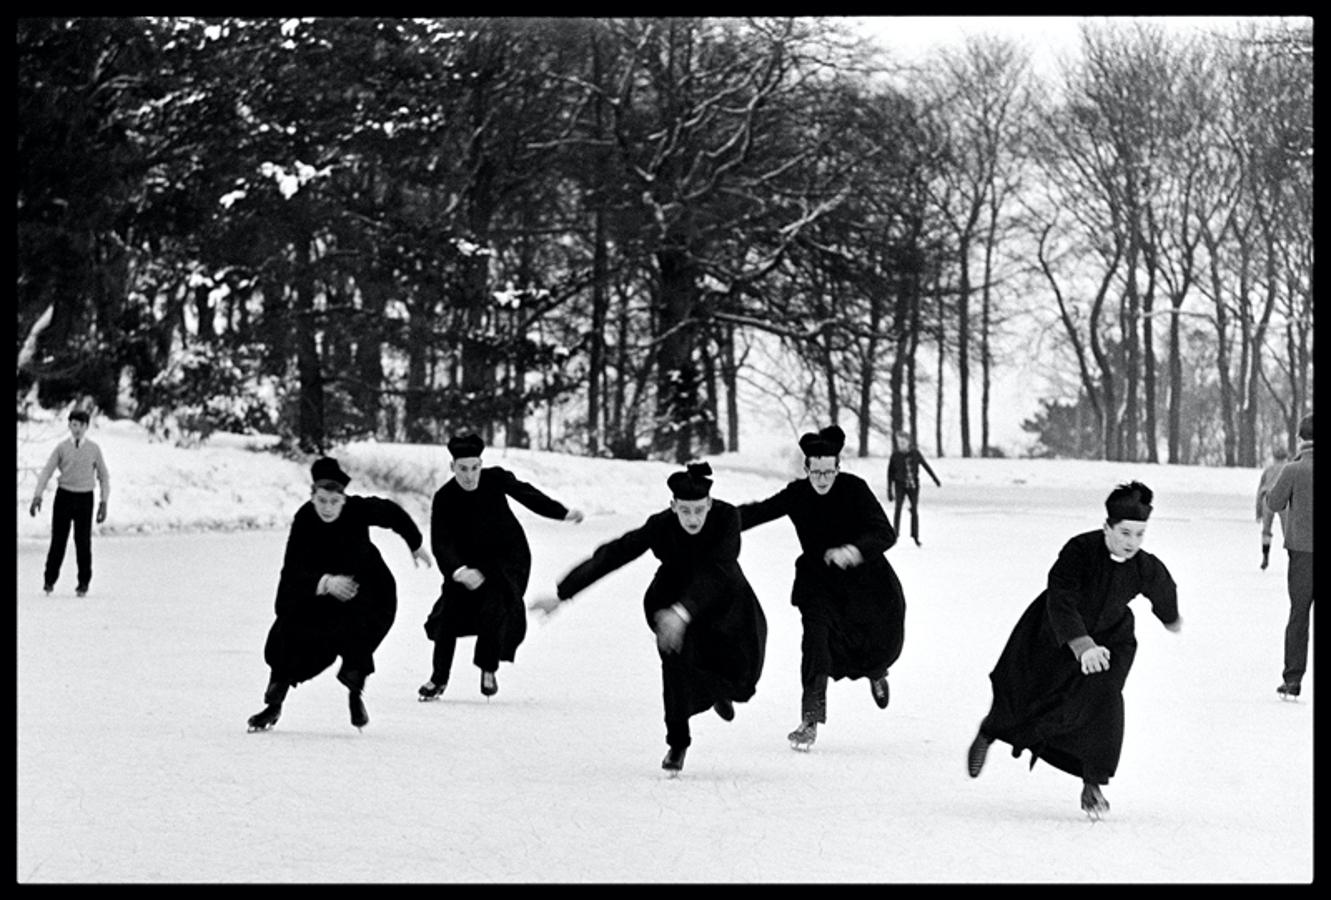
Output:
top-left (823, 544), bottom-right (863, 569)
top-left (452, 566), bottom-right (485, 590)
top-left (322, 574), bottom-right (359, 601)
top-left (653, 608), bottom-right (686, 654)
top-left (1079, 644), bottom-right (1111, 674)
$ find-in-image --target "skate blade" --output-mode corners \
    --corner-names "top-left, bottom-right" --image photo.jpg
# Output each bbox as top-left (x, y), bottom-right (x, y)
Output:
top-left (789, 741), bottom-right (814, 752)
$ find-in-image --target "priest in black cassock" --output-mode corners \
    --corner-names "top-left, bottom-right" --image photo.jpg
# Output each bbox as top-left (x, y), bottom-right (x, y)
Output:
top-left (529, 462), bottom-right (768, 774)
top-left (966, 481), bottom-right (1182, 819)
top-left (419, 433), bottom-right (583, 701)
top-left (737, 425), bottom-right (906, 751)
top-left (247, 456), bottom-right (432, 733)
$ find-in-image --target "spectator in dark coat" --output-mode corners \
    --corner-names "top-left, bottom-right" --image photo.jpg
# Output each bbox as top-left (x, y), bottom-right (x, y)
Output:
top-left (737, 425), bottom-right (906, 751)
top-left (248, 457), bottom-right (433, 732)
top-left (419, 433), bottom-right (583, 701)
top-left (886, 431), bottom-right (941, 547)
top-left (1264, 413), bottom-right (1313, 700)
top-left (966, 481), bottom-right (1181, 819)
top-left (1255, 443), bottom-right (1289, 570)
top-left (529, 462), bottom-right (767, 774)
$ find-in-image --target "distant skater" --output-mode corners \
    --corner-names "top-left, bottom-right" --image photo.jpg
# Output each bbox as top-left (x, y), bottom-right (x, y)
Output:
top-left (529, 463), bottom-right (767, 774)
top-left (29, 408), bottom-right (111, 597)
top-left (420, 433), bottom-right (583, 701)
top-left (886, 430), bottom-right (940, 547)
top-left (1255, 443), bottom-right (1289, 570)
top-left (966, 481), bottom-right (1181, 819)
top-left (737, 425), bottom-right (906, 751)
top-left (1263, 413), bottom-right (1313, 701)
top-left (247, 457), bottom-right (432, 733)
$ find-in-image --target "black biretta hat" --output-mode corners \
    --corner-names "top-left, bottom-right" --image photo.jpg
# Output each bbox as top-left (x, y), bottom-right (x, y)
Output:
top-left (1105, 481), bottom-right (1153, 522)
top-left (798, 425), bottom-right (846, 459)
top-left (667, 462), bottom-right (713, 500)
top-left (311, 456), bottom-right (351, 490)
top-left (447, 433), bottom-right (485, 459)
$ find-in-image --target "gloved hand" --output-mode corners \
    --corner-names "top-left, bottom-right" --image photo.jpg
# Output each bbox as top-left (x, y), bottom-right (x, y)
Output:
top-left (1079, 644), bottom-right (1111, 675)
top-left (96, 500), bottom-right (107, 524)
top-left (29, 497), bottom-right (41, 517)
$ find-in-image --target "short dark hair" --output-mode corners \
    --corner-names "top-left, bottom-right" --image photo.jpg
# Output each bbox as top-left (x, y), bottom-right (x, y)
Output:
top-left (69, 410), bottom-right (90, 424)
top-left (1297, 413), bottom-right (1313, 441)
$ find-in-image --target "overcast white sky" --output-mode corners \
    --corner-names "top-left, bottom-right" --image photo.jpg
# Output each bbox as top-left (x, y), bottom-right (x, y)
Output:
top-left (850, 15), bottom-right (1299, 75)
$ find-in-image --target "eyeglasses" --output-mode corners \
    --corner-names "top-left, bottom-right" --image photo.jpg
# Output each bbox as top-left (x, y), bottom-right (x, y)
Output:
top-left (806, 468), bottom-right (838, 481)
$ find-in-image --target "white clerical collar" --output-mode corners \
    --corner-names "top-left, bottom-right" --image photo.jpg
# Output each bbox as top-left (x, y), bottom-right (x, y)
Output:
top-left (1109, 554), bottom-right (1127, 563)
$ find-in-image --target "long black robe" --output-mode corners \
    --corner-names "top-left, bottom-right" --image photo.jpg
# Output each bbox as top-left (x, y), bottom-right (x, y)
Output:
top-left (424, 467), bottom-right (570, 662)
top-left (264, 495), bottom-right (423, 687)
top-left (737, 473), bottom-right (905, 680)
top-left (983, 530), bottom-right (1179, 784)
top-left (556, 500), bottom-right (768, 717)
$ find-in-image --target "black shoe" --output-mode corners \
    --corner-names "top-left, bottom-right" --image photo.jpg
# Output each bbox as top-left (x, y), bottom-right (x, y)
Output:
top-left (349, 690), bottom-right (369, 729)
top-left (1080, 782), bottom-right (1110, 819)
top-left (418, 680), bottom-right (447, 701)
top-left (1277, 682), bottom-right (1301, 700)
top-left (247, 703), bottom-right (282, 732)
top-left (967, 727), bottom-right (992, 778)
top-left (661, 746), bottom-right (687, 773)
top-left (76, 585), bottom-right (88, 597)
top-left (42, 583), bottom-right (53, 596)
top-left (713, 698), bottom-right (735, 721)
top-left (1261, 546), bottom-right (1271, 570)
top-left (870, 675), bottom-right (890, 709)
top-left (480, 670), bottom-right (498, 697)
top-left (913, 538), bottom-right (921, 547)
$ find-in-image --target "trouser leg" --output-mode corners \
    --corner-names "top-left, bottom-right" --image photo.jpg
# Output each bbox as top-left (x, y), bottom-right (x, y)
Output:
top-left (892, 493), bottom-right (905, 536)
top-left (799, 604), bottom-right (831, 724)
top-left (908, 487), bottom-right (921, 542)
top-left (71, 491), bottom-right (94, 588)
top-left (44, 489), bottom-right (76, 586)
top-left (473, 629), bottom-right (501, 673)
top-left (431, 634), bottom-right (458, 684)
top-left (660, 649), bottom-right (693, 749)
top-left (1283, 550), bottom-right (1314, 685)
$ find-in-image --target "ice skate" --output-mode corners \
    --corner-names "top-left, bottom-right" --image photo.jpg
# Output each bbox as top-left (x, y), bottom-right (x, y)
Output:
top-left (870, 675), bottom-right (890, 709)
top-left (967, 728), bottom-right (992, 778)
top-left (1080, 782), bottom-right (1109, 820)
top-left (349, 690), bottom-right (369, 730)
top-left (418, 680), bottom-right (447, 702)
top-left (712, 698), bottom-right (735, 721)
top-left (1277, 682), bottom-right (1301, 701)
top-left (247, 703), bottom-right (282, 732)
top-left (43, 583), bottom-right (53, 596)
top-left (661, 746), bottom-right (687, 775)
top-left (787, 720), bottom-right (817, 751)
top-left (76, 585), bottom-right (88, 597)
top-left (480, 670), bottom-right (498, 698)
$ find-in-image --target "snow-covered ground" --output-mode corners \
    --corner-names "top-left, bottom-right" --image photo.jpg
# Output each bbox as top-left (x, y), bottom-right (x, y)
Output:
top-left (16, 417), bottom-right (1312, 882)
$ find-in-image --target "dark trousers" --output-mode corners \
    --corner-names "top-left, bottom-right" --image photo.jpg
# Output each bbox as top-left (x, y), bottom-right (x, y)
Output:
top-left (1283, 550), bottom-right (1314, 685)
top-left (44, 488), bottom-right (94, 589)
top-left (798, 602), bottom-right (886, 724)
top-left (891, 485), bottom-right (921, 542)
top-left (660, 640), bottom-right (700, 750)
top-left (430, 633), bottom-right (500, 684)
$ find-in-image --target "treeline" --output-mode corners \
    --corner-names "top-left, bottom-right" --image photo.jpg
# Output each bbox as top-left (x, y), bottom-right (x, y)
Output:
top-left (16, 17), bottom-right (1312, 464)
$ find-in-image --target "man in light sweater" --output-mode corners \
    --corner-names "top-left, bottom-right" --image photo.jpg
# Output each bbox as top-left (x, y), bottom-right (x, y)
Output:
top-left (30, 409), bottom-right (111, 597)
top-left (1264, 412), bottom-right (1314, 700)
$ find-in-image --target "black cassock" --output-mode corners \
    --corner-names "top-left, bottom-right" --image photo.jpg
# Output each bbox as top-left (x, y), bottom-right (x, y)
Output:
top-left (556, 500), bottom-right (767, 745)
top-left (264, 496), bottom-right (423, 687)
top-left (425, 467), bottom-right (570, 663)
top-left (738, 473), bottom-right (906, 681)
top-left (983, 530), bottom-right (1179, 784)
